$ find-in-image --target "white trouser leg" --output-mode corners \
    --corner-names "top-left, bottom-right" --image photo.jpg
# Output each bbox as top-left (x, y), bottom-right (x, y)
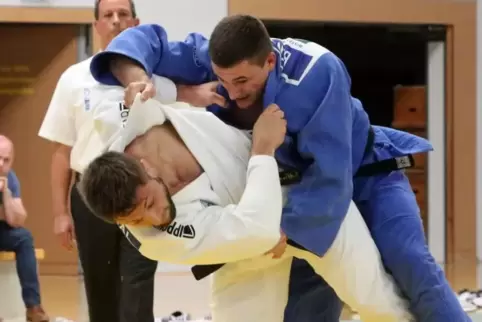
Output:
top-left (210, 255), bottom-right (293, 322)
top-left (292, 201), bottom-right (413, 322)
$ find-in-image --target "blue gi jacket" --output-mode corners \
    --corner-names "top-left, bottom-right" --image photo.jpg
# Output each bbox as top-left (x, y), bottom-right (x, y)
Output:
top-left (90, 24), bottom-right (431, 256)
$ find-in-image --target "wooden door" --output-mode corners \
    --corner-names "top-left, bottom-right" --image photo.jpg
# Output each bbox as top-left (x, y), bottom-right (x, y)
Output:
top-left (0, 23), bottom-right (80, 275)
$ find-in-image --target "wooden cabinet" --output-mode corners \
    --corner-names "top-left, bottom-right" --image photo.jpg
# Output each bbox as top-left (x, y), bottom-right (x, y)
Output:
top-left (391, 85), bottom-right (428, 233)
top-left (392, 85), bottom-right (427, 129)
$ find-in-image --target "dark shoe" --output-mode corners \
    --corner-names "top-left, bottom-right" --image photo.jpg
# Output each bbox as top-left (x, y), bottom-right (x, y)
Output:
top-left (26, 305), bottom-right (49, 322)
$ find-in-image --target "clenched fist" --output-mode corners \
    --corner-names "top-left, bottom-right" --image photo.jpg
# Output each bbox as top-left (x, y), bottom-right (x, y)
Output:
top-left (124, 81), bottom-right (156, 107)
top-left (251, 104), bottom-right (287, 156)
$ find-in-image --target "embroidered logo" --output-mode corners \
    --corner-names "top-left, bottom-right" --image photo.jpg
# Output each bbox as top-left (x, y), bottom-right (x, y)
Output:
top-left (83, 88), bottom-right (91, 111)
top-left (118, 102), bottom-right (130, 128)
top-left (155, 221), bottom-right (196, 239)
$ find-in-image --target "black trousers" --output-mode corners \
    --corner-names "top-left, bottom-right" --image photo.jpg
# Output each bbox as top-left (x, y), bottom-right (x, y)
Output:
top-left (70, 184), bottom-right (158, 322)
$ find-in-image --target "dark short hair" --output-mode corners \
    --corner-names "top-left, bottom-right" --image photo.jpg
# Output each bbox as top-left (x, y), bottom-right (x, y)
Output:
top-left (79, 151), bottom-right (147, 223)
top-left (209, 14), bottom-right (273, 68)
top-left (94, 0), bottom-right (137, 20)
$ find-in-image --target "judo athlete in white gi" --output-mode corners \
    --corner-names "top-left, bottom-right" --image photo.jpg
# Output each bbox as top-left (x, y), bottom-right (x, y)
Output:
top-left (78, 95), bottom-right (412, 322)
top-left (89, 14), bottom-right (468, 322)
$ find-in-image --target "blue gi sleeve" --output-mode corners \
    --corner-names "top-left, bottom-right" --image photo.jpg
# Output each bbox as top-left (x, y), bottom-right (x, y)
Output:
top-left (90, 24), bottom-right (215, 86)
top-left (282, 53), bottom-right (353, 244)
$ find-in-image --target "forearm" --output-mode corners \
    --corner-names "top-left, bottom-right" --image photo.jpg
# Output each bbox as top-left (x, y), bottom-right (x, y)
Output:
top-left (208, 155), bottom-right (283, 260)
top-left (3, 189), bottom-right (26, 227)
top-left (51, 147), bottom-right (72, 216)
top-left (110, 56), bottom-right (151, 87)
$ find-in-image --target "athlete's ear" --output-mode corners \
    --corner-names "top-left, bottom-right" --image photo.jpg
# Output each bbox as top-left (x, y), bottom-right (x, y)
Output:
top-left (139, 158), bottom-right (158, 178)
top-left (267, 52), bottom-right (276, 71)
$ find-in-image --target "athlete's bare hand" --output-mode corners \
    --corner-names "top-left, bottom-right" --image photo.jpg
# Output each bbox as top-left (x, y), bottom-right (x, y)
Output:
top-left (124, 81), bottom-right (156, 107)
top-left (251, 104), bottom-right (287, 156)
top-left (177, 82), bottom-right (227, 108)
top-left (266, 231), bottom-right (287, 259)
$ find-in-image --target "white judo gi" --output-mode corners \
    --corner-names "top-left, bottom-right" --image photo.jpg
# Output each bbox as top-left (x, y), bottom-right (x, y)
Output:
top-left (92, 93), bottom-right (412, 322)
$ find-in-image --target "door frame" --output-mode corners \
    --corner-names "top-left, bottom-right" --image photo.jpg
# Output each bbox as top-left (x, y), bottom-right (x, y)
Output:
top-left (229, 0), bottom-right (476, 289)
top-left (0, 6), bottom-right (97, 276)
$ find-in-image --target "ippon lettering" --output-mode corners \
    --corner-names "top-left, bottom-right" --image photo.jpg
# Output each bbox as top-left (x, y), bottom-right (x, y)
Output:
top-left (156, 221), bottom-right (196, 239)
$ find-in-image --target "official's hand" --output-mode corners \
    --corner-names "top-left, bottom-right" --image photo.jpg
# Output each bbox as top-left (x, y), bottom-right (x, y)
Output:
top-left (54, 214), bottom-right (76, 251)
top-left (251, 104), bottom-right (287, 155)
top-left (266, 231), bottom-right (287, 259)
top-left (0, 176), bottom-right (7, 192)
top-left (178, 81), bottom-right (227, 108)
top-left (124, 81), bottom-right (156, 107)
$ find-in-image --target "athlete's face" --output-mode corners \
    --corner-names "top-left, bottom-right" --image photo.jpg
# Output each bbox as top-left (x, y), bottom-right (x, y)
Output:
top-left (212, 52), bottom-right (276, 109)
top-left (94, 0), bottom-right (139, 49)
top-left (116, 177), bottom-right (176, 228)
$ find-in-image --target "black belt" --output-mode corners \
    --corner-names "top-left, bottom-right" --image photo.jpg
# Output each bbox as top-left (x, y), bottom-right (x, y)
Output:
top-left (191, 126), bottom-right (417, 281)
top-left (354, 127), bottom-right (414, 177)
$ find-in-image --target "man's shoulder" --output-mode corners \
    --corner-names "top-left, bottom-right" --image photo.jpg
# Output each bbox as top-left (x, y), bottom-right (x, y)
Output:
top-left (6, 170), bottom-right (20, 197)
top-left (59, 57), bottom-right (94, 85)
top-left (272, 38), bottom-right (334, 88)
top-left (7, 170), bottom-right (18, 182)
top-left (66, 57), bottom-right (93, 73)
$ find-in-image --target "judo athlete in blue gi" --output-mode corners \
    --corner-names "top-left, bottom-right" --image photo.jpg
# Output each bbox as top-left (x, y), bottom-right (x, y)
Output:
top-left (89, 15), bottom-right (469, 322)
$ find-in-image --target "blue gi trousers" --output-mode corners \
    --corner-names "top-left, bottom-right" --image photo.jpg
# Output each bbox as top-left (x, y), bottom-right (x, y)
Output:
top-left (284, 134), bottom-right (469, 322)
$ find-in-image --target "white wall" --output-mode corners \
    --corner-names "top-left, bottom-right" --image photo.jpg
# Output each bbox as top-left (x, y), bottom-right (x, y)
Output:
top-left (136, 0), bottom-right (227, 40)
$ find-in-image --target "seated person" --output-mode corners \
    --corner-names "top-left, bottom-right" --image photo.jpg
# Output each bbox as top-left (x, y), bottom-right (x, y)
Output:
top-left (79, 97), bottom-right (411, 322)
top-left (0, 135), bottom-right (49, 322)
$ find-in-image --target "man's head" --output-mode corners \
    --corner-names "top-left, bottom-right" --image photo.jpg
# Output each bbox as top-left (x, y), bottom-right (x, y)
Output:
top-left (0, 135), bottom-right (13, 176)
top-left (209, 15), bottom-right (275, 108)
top-left (79, 151), bottom-right (176, 227)
top-left (94, 0), bottom-right (139, 50)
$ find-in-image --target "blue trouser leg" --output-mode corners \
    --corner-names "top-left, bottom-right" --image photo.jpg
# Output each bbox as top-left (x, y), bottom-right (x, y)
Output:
top-left (284, 172), bottom-right (470, 322)
top-left (357, 170), bottom-right (470, 322)
top-left (284, 258), bottom-right (342, 322)
top-left (0, 221), bottom-right (41, 307)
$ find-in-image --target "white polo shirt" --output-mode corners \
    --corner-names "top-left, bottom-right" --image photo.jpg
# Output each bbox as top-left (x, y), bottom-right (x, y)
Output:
top-left (38, 57), bottom-right (177, 173)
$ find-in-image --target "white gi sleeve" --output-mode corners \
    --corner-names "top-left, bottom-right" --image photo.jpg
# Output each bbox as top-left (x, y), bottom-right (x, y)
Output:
top-left (38, 68), bottom-right (77, 146)
top-left (128, 155), bottom-right (283, 265)
top-left (151, 75), bottom-right (177, 104)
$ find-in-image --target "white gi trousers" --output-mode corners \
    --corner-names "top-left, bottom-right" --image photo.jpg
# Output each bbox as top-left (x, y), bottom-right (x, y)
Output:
top-left (210, 202), bottom-right (413, 322)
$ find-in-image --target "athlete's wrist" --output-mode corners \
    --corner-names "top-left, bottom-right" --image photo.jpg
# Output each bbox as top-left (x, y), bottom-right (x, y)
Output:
top-left (176, 84), bottom-right (192, 103)
top-left (250, 146), bottom-right (275, 157)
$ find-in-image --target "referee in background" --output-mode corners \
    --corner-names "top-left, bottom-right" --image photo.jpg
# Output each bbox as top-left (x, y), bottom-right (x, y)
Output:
top-left (38, 1), bottom-right (157, 322)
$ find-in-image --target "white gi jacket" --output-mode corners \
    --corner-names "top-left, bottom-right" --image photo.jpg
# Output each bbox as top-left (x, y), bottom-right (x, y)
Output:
top-left (94, 95), bottom-right (283, 265)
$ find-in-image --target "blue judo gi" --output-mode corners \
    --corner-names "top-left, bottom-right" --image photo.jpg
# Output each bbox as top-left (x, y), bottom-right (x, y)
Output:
top-left (89, 24), bottom-right (469, 321)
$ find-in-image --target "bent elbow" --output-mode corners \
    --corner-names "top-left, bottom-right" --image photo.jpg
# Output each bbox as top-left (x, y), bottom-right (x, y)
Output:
top-left (250, 228), bottom-right (281, 252)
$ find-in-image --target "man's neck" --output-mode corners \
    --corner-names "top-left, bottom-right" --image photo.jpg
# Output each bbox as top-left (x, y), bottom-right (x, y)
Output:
top-left (220, 101), bottom-right (264, 130)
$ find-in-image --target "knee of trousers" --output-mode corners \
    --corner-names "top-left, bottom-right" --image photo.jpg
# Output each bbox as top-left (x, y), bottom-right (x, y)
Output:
top-left (378, 239), bottom-right (446, 298)
top-left (10, 227), bottom-right (35, 250)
